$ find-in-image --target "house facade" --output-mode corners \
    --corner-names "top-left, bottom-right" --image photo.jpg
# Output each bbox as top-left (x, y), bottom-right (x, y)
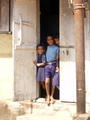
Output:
top-left (0, 0), bottom-right (90, 104)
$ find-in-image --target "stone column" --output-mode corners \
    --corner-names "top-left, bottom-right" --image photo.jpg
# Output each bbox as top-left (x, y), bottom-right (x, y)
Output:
top-left (74, 0), bottom-right (86, 114)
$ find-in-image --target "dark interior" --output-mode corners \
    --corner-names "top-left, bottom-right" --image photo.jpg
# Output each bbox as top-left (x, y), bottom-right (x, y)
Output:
top-left (40, 0), bottom-right (59, 46)
top-left (40, 0), bottom-right (59, 99)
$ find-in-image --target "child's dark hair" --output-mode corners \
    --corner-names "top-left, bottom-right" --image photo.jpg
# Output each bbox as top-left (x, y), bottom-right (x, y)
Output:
top-left (54, 35), bottom-right (59, 39)
top-left (36, 44), bottom-right (45, 50)
top-left (47, 35), bottom-right (54, 40)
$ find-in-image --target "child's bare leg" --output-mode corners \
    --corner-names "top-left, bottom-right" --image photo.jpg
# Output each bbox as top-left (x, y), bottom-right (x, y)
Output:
top-left (45, 78), bottom-right (50, 105)
top-left (41, 82), bottom-right (45, 90)
top-left (51, 85), bottom-right (55, 104)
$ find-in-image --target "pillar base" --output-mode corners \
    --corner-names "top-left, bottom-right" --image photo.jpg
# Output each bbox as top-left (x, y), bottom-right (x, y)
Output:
top-left (73, 114), bottom-right (90, 120)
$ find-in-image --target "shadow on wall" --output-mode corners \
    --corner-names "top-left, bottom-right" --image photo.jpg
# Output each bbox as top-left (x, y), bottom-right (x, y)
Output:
top-left (0, 34), bottom-right (13, 100)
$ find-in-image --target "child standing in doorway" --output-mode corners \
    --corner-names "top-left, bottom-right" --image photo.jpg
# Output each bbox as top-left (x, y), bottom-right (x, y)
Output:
top-left (52, 36), bottom-right (60, 88)
top-left (33, 45), bottom-right (46, 90)
top-left (45, 35), bottom-right (59, 105)
top-left (54, 36), bottom-right (59, 47)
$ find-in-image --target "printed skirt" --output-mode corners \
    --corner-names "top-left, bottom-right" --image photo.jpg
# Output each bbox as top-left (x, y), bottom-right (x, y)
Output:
top-left (37, 67), bottom-right (45, 82)
top-left (52, 71), bottom-right (59, 86)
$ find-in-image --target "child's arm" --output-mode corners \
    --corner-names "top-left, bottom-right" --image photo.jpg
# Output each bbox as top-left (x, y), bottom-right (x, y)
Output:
top-left (56, 56), bottom-right (59, 67)
top-left (33, 55), bottom-right (46, 67)
top-left (37, 63), bottom-right (46, 67)
top-left (33, 60), bottom-right (46, 67)
top-left (56, 47), bottom-right (59, 67)
top-left (56, 47), bottom-right (59, 71)
top-left (38, 54), bottom-right (46, 67)
top-left (56, 56), bottom-right (59, 72)
top-left (33, 60), bottom-right (37, 66)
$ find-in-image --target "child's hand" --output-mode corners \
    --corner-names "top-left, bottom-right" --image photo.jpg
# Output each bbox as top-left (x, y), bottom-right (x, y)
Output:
top-left (56, 66), bottom-right (59, 72)
top-left (33, 60), bottom-right (37, 66)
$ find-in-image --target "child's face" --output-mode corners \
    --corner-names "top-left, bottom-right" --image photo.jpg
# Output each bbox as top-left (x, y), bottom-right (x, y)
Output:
top-left (37, 46), bottom-right (44, 55)
top-left (47, 36), bottom-right (54, 46)
top-left (54, 38), bottom-right (59, 45)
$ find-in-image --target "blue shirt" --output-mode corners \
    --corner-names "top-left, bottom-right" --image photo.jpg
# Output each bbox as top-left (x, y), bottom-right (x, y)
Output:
top-left (46, 45), bottom-right (59, 63)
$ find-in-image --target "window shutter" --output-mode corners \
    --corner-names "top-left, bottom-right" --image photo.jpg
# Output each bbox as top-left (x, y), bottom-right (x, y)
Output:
top-left (0, 0), bottom-right (10, 33)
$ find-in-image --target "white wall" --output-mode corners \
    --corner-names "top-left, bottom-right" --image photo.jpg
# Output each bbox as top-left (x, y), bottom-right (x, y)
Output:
top-left (85, 3), bottom-right (90, 103)
top-left (0, 34), bottom-right (13, 100)
top-left (60, 0), bottom-right (76, 102)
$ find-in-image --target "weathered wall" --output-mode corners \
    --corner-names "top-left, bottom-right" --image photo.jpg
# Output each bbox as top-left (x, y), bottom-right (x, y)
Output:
top-left (13, 0), bottom-right (40, 101)
top-left (85, 3), bottom-right (90, 103)
top-left (60, 0), bottom-right (90, 103)
top-left (60, 0), bottom-right (76, 102)
top-left (0, 34), bottom-right (13, 100)
top-left (0, 34), bottom-right (12, 57)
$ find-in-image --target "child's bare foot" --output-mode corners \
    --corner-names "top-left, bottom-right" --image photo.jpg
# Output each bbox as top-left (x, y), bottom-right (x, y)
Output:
top-left (50, 96), bottom-right (55, 104)
top-left (46, 96), bottom-right (50, 106)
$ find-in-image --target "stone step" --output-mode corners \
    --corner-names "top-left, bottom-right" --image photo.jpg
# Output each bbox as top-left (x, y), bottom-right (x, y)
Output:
top-left (1, 99), bottom-right (90, 120)
top-left (16, 110), bottom-right (73, 120)
top-left (16, 100), bottom-right (76, 120)
top-left (19, 98), bottom-right (63, 113)
top-left (18, 98), bottom-right (77, 117)
top-left (16, 114), bottom-right (90, 120)
top-left (0, 100), bottom-right (25, 120)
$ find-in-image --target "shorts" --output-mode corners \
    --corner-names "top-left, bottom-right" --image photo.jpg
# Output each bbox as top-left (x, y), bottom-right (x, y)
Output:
top-left (45, 63), bottom-right (56, 79)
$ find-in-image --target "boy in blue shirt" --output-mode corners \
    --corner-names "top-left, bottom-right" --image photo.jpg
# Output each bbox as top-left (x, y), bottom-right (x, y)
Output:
top-left (45, 35), bottom-right (59, 105)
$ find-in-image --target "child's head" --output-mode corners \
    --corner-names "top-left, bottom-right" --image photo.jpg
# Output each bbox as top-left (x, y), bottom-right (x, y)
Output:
top-left (54, 36), bottom-right (59, 46)
top-left (36, 45), bottom-right (44, 55)
top-left (47, 35), bottom-right (54, 46)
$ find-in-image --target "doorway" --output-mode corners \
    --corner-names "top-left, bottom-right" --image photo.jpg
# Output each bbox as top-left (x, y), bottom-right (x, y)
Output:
top-left (40, 0), bottom-right (59, 99)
